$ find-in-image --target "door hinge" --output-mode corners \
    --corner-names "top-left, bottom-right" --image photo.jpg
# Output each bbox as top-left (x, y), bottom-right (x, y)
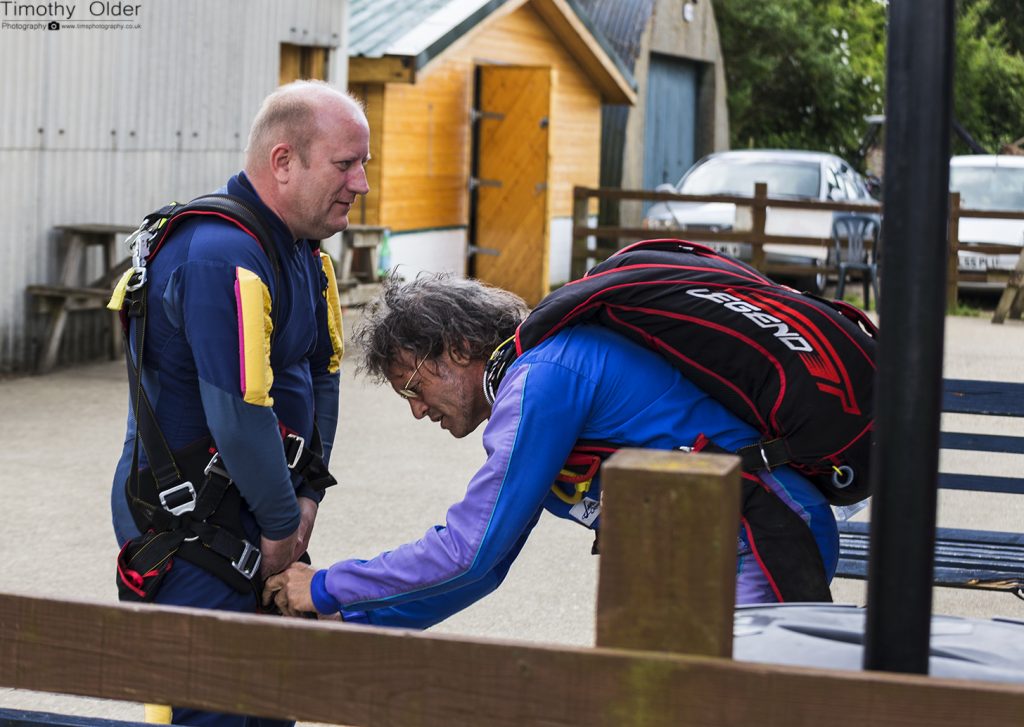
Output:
top-left (469, 177), bottom-right (502, 190)
top-left (467, 244), bottom-right (501, 257)
top-left (471, 109), bottom-right (506, 123)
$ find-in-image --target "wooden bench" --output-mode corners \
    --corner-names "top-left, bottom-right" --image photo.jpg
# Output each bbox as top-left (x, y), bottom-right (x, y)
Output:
top-left (836, 378), bottom-right (1024, 598)
top-left (0, 708), bottom-right (147, 727)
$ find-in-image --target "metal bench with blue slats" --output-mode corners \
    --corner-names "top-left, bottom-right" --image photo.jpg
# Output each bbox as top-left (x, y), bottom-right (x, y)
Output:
top-left (835, 378), bottom-right (1024, 598)
top-left (0, 709), bottom-right (149, 727)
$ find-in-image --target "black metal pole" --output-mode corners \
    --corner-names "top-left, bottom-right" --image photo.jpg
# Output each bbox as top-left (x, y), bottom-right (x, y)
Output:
top-left (864, 0), bottom-right (956, 674)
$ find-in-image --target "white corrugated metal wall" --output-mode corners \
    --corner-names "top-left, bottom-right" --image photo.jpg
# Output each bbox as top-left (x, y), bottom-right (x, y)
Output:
top-left (0, 0), bottom-right (347, 372)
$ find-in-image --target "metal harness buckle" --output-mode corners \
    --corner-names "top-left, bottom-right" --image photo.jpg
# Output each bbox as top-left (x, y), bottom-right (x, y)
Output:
top-left (232, 540), bottom-right (262, 580)
top-left (125, 266), bottom-right (148, 292)
top-left (124, 226), bottom-right (157, 292)
top-left (831, 465), bottom-right (855, 489)
top-left (203, 452), bottom-right (232, 483)
top-left (284, 433), bottom-right (306, 469)
top-left (158, 481), bottom-right (196, 516)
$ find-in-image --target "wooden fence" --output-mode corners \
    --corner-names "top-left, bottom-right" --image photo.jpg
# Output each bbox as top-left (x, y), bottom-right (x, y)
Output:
top-left (2, 450), bottom-right (1023, 726)
top-left (572, 185), bottom-right (1024, 314)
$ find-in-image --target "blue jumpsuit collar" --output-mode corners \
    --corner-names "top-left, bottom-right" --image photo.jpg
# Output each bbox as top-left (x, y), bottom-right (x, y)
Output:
top-left (227, 171), bottom-right (309, 257)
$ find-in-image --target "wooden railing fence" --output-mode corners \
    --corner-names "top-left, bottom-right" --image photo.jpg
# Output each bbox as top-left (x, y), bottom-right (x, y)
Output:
top-left (2, 451), bottom-right (1023, 726)
top-left (572, 185), bottom-right (1024, 315)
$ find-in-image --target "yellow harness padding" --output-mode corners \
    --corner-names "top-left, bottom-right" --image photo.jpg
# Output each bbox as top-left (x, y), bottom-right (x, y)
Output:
top-left (550, 450), bottom-right (603, 504)
top-left (551, 475), bottom-right (592, 505)
top-left (143, 704), bottom-right (172, 723)
top-left (319, 252), bottom-right (344, 373)
top-left (235, 267), bottom-right (274, 406)
top-left (107, 268), bottom-right (135, 311)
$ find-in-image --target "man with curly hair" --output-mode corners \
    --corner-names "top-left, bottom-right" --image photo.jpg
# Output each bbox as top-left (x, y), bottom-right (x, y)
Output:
top-left (263, 273), bottom-right (839, 627)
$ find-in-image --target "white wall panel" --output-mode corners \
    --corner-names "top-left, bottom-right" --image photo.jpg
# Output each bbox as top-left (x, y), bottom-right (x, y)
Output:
top-left (389, 228), bottom-right (468, 281)
top-left (549, 216), bottom-right (573, 286)
top-left (0, 0), bottom-right (348, 372)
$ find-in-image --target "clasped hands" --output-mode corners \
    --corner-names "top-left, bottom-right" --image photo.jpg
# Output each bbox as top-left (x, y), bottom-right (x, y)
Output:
top-left (258, 496), bottom-right (336, 619)
top-left (262, 561), bottom-right (319, 617)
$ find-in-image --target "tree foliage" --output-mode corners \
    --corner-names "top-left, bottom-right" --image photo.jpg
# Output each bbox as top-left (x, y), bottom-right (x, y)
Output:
top-left (712, 0), bottom-right (886, 162)
top-left (953, 0), bottom-right (1024, 153)
top-left (712, 0), bottom-right (1024, 162)
top-left (973, 0), bottom-right (1024, 57)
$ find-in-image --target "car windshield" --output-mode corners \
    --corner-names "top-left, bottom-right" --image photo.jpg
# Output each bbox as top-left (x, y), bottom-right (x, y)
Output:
top-left (950, 165), bottom-right (1024, 211)
top-left (679, 159), bottom-right (821, 198)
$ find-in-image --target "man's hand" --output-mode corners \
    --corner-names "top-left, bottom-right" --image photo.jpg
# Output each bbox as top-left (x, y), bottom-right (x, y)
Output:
top-left (292, 497), bottom-right (319, 562)
top-left (262, 562), bottom-right (317, 617)
top-left (259, 530), bottom-right (299, 581)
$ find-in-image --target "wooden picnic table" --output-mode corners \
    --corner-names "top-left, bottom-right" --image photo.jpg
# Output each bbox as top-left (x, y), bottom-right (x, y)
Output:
top-left (27, 223), bottom-right (136, 373)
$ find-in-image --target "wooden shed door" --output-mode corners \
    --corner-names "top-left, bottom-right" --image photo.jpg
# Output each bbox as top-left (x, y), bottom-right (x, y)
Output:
top-left (472, 66), bottom-right (552, 307)
top-left (279, 44), bottom-right (330, 84)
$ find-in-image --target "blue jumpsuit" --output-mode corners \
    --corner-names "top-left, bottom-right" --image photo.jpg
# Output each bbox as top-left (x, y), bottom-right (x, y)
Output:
top-left (310, 324), bottom-right (838, 629)
top-left (110, 172), bottom-right (343, 727)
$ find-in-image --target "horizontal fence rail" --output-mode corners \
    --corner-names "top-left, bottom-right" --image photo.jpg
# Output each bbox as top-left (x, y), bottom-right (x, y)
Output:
top-left (572, 185), bottom-right (1024, 312)
top-left (3, 593), bottom-right (1024, 726)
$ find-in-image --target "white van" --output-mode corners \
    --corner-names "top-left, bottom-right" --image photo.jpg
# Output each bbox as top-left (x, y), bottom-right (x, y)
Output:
top-left (950, 155), bottom-right (1024, 291)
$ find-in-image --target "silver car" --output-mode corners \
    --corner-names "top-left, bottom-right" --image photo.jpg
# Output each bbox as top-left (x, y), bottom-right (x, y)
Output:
top-left (643, 149), bottom-right (878, 294)
top-left (950, 154), bottom-right (1024, 292)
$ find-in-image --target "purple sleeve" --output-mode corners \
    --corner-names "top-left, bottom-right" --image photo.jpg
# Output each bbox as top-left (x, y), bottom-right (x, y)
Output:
top-left (313, 361), bottom-right (596, 616)
top-left (313, 506), bottom-right (541, 629)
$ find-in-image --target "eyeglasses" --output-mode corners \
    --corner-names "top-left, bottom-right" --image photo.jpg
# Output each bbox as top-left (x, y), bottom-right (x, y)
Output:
top-left (397, 354), bottom-right (427, 400)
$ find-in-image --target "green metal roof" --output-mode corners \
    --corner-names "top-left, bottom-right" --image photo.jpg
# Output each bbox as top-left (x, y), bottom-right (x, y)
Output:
top-left (348, 0), bottom-right (636, 97)
top-left (349, 0), bottom-right (502, 60)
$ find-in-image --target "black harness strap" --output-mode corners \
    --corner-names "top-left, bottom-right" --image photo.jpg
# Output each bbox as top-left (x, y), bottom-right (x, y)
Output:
top-left (734, 438), bottom-right (791, 473)
top-left (739, 474), bottom-right (833, 603)
top-left (283, 428), bottom-right (337, 491)
top-left (115, 195), bottom-right (335, 601)
top-left (122, 330), bottom-right (260, 596)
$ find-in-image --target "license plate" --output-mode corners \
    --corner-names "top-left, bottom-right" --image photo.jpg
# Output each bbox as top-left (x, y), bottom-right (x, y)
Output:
top-left (959, 253), bottom-right (1010, 272)
top-left (959, 254), bottom-right (988, 271)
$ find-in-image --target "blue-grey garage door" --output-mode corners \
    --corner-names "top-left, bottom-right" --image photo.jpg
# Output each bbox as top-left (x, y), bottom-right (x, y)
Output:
top-left (643, 54), bottom-right (699, 197)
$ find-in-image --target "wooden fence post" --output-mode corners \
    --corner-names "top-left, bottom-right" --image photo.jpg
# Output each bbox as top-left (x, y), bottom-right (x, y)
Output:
top-left (571, 187), bottom-right (591, 281)
top-left (750, 183), bottom-right (768, 272)
top-left (947, 191), bottom-right (961, 313)
top-left (595, 449), bottom-right (741, 658)
top-left (992, 247), bottom-right (1024, 323)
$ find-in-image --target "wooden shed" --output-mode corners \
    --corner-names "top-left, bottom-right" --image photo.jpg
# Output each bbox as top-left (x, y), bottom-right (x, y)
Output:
top-left (348, 0), bottom-right (636, 305)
